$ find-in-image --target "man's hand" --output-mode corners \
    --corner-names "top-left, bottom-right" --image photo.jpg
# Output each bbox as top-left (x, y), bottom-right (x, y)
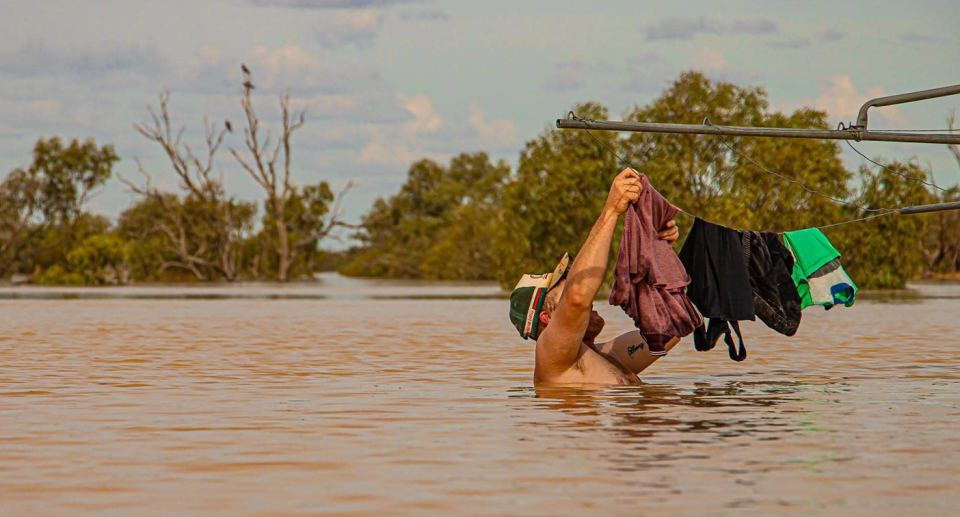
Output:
top-left (604, 168), bottom-right (643, 215)
top-left (659, 220), bottom-right (680, 245)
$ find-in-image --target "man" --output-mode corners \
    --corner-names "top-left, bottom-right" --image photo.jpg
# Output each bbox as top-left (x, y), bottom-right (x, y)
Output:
top-left (509, 168), bottom-right (681, 385)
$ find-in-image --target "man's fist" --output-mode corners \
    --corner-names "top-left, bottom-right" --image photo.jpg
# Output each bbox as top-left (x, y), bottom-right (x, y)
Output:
top-left (605, 168), bottom-right (643, 215)
top-left (659, 220), bottom-right (680, 246)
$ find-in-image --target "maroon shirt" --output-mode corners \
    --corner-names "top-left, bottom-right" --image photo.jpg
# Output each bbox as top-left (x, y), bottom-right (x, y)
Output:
top-left (609, 174), bottom-right (702, 354)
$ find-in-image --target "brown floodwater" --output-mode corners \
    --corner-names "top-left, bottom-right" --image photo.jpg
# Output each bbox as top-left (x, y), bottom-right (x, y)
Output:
top-left (2, 274), bottom-right (959, 516)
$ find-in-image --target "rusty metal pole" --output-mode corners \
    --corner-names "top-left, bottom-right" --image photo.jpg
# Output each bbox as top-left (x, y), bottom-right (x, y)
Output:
top-left (855, 84), bottom-right (960, 129)
top-left (556, 83), bottom-right (960, 145)
top-left (555, 118), bottom-right (960, 145)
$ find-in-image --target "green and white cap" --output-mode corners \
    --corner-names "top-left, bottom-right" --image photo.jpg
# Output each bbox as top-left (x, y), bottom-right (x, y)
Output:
top-left (509, 253), bottom-right (571, 340)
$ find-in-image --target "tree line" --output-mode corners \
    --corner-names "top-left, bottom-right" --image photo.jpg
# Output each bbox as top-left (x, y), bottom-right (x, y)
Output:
top-left (1, 69), bottom-right (352, 285)
top-left (341, 72), bottom-right (960, 290)
top-left (2, 71), bottom-right (958, 288)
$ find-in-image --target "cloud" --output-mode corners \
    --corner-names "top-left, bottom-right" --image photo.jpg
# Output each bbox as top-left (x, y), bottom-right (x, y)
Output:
top-left (544, 60), bottom-right (587, 93)
top-left (685, 48), bottom-right (758, 85)
top-left (621, 51), bottom-right (674, 93)
top-left (901, 30), bottom-right (940, 43)
top-left (544, 59), bottom-right (615, 93)
top-left (645, 16), bottom-right (777, 41)
top-left (315, 9), bottom-right (385, 48)
top-left (801, 75), bottom-right (908, 128)
top-left (399, 9), bottom-right (449, 21)
top-left (820, 29), bottom-right (847, 42)
top-left (768, 37), bottom-right (811, 49)
top-left (0, 41), bottom-right (168, 80)
top-left (252, 0), bottom-right (421, 9)
top-left (356, 95), bottom-right (519, 167)
top-left (359, 93), bottom-right (443, 166)
top-left (176, 44), bottom-right (381, 95)
top-left (466, 103), bottom-right (519, 151)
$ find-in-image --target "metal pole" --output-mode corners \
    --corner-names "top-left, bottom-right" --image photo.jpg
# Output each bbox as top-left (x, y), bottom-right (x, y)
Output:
top-left (856, 84), bottom-right (960, 128)
top-left (555, 119), bottom-right (960, 145)
top-left (897, 201), bottom-right (960, 216)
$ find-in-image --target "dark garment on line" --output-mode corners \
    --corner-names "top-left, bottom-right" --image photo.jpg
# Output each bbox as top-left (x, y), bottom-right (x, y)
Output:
top-left (740, 230), bottom-right (802, 336)
top-left (678, 218), bottom-right (755, 361)
top-left (609, 174), bottom-right (702, 356)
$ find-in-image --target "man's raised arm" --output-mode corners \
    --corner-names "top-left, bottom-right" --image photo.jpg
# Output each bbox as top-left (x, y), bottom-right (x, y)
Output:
top-left (537, 168), bottom-right (642, 371)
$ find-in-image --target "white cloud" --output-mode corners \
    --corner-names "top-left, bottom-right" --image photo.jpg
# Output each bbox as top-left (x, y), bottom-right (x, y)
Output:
top-left (356, 95), bottom-right (518, 167)
top-left (686, 48), bottom-right (758, 85)
top-left (399, 93), bottom-right (442, 134)
top-left (359, 93), bottom-right (443, 166)
top-left (803, 75), bottom-right (908, 128)
top-left (467, 103), bottom-right (519, 151)
top-left (176, 44), bottom-right (380, 95)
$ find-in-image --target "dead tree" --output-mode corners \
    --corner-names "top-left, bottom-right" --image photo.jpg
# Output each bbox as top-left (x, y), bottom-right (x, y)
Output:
top-left (121, 93), bottom-right (249, 281)
top-left (230, 68), bottom-right (354, 281)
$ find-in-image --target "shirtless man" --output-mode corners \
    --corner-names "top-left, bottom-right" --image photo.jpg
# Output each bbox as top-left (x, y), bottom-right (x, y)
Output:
top-left (508, 168), bottom-right (681, 385)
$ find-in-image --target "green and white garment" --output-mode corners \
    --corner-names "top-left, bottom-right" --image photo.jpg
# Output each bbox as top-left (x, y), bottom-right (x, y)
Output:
top-left (782, 228), bottom-right (857, 310)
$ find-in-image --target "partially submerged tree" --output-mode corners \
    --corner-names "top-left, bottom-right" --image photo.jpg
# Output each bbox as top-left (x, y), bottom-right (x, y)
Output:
top-left (230, 68), bottom-right (353, 282)
top-left (121, 93), bottom-right (255, 281)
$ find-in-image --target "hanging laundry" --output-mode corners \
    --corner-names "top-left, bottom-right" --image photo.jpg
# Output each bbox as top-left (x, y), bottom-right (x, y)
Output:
top-left (740, 230), bottom-right (802, 336)
top-left (678, 218), bottom-right (755, 362)
top-left (782, 228), bottom-right (857, 309)
top-left (609, 173), bottom-right (702, 356)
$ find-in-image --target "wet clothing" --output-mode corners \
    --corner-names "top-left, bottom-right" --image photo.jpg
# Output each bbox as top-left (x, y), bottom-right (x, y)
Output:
top-left (678, 218), bottom-right (756, 361)
top-left (806, 258), bottom-right (857, 308)
top-left (609, 174), bottom-right (701, 356)
top-left (783, 228), bottom-right (857, 309)
top-left (740, 230), bottom-right (802, 336)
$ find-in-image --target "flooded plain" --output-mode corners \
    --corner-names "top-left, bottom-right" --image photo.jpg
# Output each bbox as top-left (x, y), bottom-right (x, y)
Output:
top-left (2, 274), bottom-right (959, 516)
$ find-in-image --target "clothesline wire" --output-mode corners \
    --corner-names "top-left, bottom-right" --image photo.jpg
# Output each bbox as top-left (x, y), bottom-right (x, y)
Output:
top-left (705, 119), bottom-right (894, 212)
top-left (565, 112), bottom-right (903, 232)
top-left (838, 125), bottom-right (953, 195)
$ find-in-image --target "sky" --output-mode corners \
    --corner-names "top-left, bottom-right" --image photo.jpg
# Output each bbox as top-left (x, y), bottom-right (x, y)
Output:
top-left (2, 0), bottom-right (958, 248)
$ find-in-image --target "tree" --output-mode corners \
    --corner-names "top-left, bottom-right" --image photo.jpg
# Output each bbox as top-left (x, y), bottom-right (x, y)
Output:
top-left (622, 71), bottom-right (850, 235)
top-left (65, 234), bottom-right (130, 286)
top-left (121, 93), bottom-right (256, 281)
top-left (230, 68), bottom-right (353, 282)
top-left (342, 152), bottom-right (510, 280)
top-left (0, 170), bottom-right (41, 277)
top-left (492, 102), bottom-right (620, 288)
top-left (0, 137), bottom-right (117, 279)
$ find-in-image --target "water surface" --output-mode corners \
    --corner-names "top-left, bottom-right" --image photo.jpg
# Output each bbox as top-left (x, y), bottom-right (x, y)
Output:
top-left (2, 275), bottom-right (959, 516)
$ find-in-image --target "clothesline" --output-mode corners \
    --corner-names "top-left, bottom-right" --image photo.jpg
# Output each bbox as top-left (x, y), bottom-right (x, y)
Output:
top-left (565, 112), bottom-right (959, 232)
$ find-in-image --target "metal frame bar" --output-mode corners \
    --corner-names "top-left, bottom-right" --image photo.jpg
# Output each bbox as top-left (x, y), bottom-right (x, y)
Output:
top-left (555, 83), bottom-right (960, 145)
top-left (897, 201), bottom-right (960, 216)
top-left (856, 84), bottom-right (960, 129)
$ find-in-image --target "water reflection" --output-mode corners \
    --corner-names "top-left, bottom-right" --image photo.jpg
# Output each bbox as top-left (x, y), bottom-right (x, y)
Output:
top-left (513, 380), bottom-right (816, 445)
